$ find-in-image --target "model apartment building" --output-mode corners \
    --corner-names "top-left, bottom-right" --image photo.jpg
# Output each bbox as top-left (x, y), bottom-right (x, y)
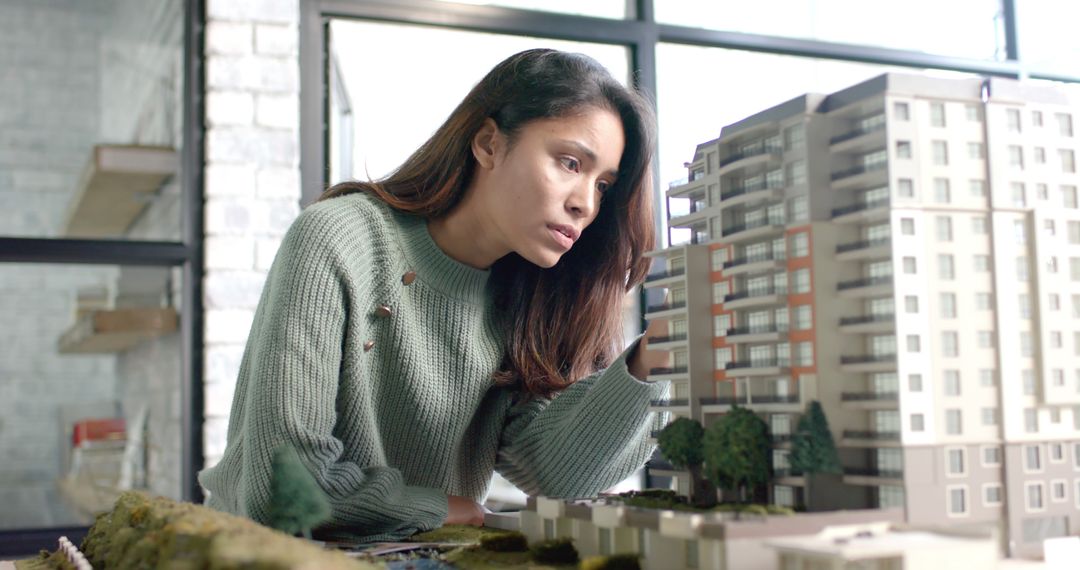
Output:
top-left (646, 73), bottom-right (1080, 558)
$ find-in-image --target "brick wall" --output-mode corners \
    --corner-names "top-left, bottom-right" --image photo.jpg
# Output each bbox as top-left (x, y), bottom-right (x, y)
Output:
top-left (201, 0), bottom-right (302, 469)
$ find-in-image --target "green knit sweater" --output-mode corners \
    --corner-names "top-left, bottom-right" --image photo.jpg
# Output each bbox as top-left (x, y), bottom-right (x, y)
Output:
top-left (197, 191), bottom-right (666, 543)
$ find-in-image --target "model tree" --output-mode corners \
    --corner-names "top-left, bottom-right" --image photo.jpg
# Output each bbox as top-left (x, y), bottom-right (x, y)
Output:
top-left (702, 406), bottom-right (770, 509)
top-left (268, 445), bottom-right (332, 539)
top-left (657, 417), bottom-right (717, 508)
top-left (788, 400), bottom-right (842, 511)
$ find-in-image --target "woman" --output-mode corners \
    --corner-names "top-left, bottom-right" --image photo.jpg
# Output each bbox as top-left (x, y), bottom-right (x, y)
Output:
top-left (198, 48), bottom-right (670, 544)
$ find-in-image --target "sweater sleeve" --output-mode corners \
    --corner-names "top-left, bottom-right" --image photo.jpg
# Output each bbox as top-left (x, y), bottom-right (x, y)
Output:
top-left (200, 206), bottom-right (448, 539)
top-left (494, 336), bottom-right (670, 498)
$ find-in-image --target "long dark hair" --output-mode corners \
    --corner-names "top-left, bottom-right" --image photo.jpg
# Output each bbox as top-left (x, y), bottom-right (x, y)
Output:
top-left (320, 49), bottom-right (656, 399)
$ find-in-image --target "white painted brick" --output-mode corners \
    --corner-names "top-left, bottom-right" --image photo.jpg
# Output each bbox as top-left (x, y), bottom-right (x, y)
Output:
top-left (255, 167), bottom-right (299, 199)
top-left (205, 344), bottom-right (246, 385)
top-left (205, 309), bottom-right (256, 344)
top-left (205, 21), bottom-right (253, 55)
top-left (206, 55), bottom-right (298, 94)
top-left (204, 271), bottom-right (267, 310)
top-left (207, 127), bottom-right (298, 167)
top-left (204, 236), bottom-right (256, 270)
top-left (206, 90), bottom-right (254, 127)
top-left (204, 378), bottom-right (237, 418)
top-left (256, 237), bottom-right (284, 271)
top-left (205, 163), bottom-right (257, 198)
top-left (205, 197), bottom-right (260, 236)
top-left (208, 0), bottom-right (299, 24)
top-left (255, 23), bottom-right (297, 56)
top-left (261, 199), bottom-right (300, 236)
top-left (255, 93), bottom-right (298, 129)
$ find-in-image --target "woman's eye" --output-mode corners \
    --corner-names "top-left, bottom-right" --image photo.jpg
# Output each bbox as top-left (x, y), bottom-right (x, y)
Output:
top-left (597, 181), bottom-right (611, 194)
top-left (560, 156), bottom-right (580, 172)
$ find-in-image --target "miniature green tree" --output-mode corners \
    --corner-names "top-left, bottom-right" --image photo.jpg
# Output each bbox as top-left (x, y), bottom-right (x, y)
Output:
top-left (788, 400), bottom-right (842, 511)
top-left (657, 417), bottom-right (717, 507)
top-left (268, 445), bottom-right (332, 539)
top-left (702, 406), bottom-right (770, 509)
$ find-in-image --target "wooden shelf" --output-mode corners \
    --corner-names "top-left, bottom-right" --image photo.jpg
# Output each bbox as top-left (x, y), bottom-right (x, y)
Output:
top-left (64, 144), bottom-right (178, 238)
top-left (58, 308), bottom-right (179, 354)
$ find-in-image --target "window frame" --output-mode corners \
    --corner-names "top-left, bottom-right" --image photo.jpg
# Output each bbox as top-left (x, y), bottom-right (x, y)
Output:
top-left (0, 0), bottom-right (205, 552)
top-left (297, 0), bottom-right (1079, 514)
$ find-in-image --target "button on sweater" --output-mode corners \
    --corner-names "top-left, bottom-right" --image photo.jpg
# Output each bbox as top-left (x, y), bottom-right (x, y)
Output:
top-left (197, 191), bottom-right (666, 543)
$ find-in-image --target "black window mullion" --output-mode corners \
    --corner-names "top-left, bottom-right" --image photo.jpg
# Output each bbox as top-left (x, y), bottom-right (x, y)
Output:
top-left (181, 0), bottom-right (206, 504)
top-left (657, 24), bottom-right (1024, 79)
top-left (317, 0), bottom-right (648, 45)
top-left (0, 238), bottom-right (191, 266)
top-left (1002, 0), bottom-right (1020, 62)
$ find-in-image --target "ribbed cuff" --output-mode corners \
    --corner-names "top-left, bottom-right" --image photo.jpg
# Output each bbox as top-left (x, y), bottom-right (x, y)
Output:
top-left (605, 334), bottom-right (668, 396)
top-left (403, 485), bottom-right (450, 532)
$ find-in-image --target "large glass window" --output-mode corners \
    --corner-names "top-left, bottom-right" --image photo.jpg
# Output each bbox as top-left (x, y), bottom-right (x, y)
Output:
top-left (655, 0), bottom-right (1003, 60)
top-left (0, 0), bottom-right (186, 241)
top-left (1018, 1), bottom-right (1080, 77)
top-left (329, 19), bottom-right (629, 183)
top-left (655, 44), bottom-right (976, 193)
top-left (0, 0), bottom-right (194, 546)
top-left (0, 264), bottom-right (183, 530)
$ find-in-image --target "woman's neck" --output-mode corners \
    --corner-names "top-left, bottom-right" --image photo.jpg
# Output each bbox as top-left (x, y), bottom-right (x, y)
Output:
top-left (426, 192), bottom-right (508, 270)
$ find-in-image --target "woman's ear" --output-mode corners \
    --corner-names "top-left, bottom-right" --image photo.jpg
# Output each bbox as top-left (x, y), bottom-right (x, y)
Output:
top-left (472, 118), bottom-right (501, 170)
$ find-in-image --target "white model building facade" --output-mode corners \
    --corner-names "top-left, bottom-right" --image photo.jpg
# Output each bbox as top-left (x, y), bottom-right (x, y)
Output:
top-left (647, 73), bottom-right (1080, 559)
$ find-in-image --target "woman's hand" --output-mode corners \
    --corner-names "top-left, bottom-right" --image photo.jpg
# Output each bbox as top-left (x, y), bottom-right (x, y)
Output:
top-left (445, 494), bottom-right (485, 526)
top-left (628, 316), bottom-right (674, 381)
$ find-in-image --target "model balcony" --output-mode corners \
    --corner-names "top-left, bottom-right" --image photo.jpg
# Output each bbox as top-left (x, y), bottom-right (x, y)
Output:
top-left (717, 218), bottom-right (786, 245)
top-left (699, 393), bottom-right (799, 411)
top-left (840, 391), bottom-right (899, 410)
top-left (831, 199), bottom-right (890, 224)
top-left (829, 121), bottom-right (886, 153)
top-left (722, 253), bottom-right (786, 276)
top-left (773, 468), bottom-right (806, 482)
top-left (643, 267), bottom-right (686, 288)
top-left (842, 466), bottom-right (903, 485)
top-left (751, 394), bottom-right (802, 410)
top-left (839, 313), bottom-right (894, 334)
top-left (837, 275), bottom-right (893, 298)
top-left (835, 238), bottom-right (891, 262)
top-left (666, 172), bottom-right (707, 198)
top-left (723, 287), bottom-right (787, 310)
top-left (830, 161), bottom-right (887, 191)
top-left (645, 333), bottom-right (688, 349)
top-left (725, 358), bottom-right (790, 377)
top-left (840, 354), bottom-right (897, 373)
top-left (644, 300), bottom-right (687, 318)
top-left (718, 145), bottom-right (782, 175)
top-left (841, 430), bottom-right (901, 447)
top-left (668, 203), bottom-right (711, 228)
top-left (648, 398), bottom-right (690, 411)
top-left (699, 396), bottom-right (739, 412)
top-left (725, 324), bottom-right (786, 344)
top-left (718, 181), bottom-right (785, 210)
top-left (647, 366), bottom-right (689, 381)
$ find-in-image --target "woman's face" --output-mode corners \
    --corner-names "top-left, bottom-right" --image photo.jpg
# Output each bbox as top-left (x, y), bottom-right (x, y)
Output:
top-left (481, 107), bottom-right (626, 269)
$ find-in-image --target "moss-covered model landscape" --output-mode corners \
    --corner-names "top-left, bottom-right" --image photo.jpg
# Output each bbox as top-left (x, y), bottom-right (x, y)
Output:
top-left (15, 492), bottom-right (380, 570)
top-left (14, 493), bottom-right (646, 570)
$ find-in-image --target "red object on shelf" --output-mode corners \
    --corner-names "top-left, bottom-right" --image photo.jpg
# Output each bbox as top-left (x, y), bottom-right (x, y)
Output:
top-left (72, 418), bottom-right (126, 448)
